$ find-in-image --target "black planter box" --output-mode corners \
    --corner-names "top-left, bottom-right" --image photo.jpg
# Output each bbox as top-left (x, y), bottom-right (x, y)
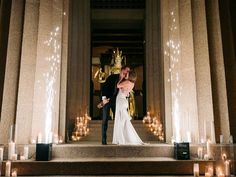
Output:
top-left (174, 142), bottom-right (190, 160)
top-left (36, 143), bottom-right (52, 161)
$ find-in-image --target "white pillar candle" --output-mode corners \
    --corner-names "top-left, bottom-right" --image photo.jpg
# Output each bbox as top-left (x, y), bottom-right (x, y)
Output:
top-left (187, 131), bottom-right (191, 143)
top-left (225, 160), bottom-right (230, 176)
top-left (37, 133), bottom-right (42, 143)
top-left (205, 172), bottom-right (211, 177)
top-left (220, 135), bottom-right (224, 144)
top-left (23, 145), bottom-right (29, 160)
top-left (229, 135), bottom-right (233, 144)
top-left (193, 163), bottom-right (199, 177)
top-left (11, 170), bottom-right (17, 177)
top-left (5, 161), bottom-right (11, 177)
top-left (12, 153), bottom-right (17, 161)
top-left (197, 147), bottom-right (203, 159)
top-left (210, 121), bottom-right (216, 143)
top-left (0, 147), bottom-right (3, 161)
top-left (8, 141), bottom-right (15, 160)
top-left (20, 155), bottom-right (26, 160)
top-left (206, 140), bottom-right (212, 159)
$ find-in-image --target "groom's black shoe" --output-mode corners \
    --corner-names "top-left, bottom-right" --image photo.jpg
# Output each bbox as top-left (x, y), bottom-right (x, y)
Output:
top-left (102, 140), bottom-right (107, 145)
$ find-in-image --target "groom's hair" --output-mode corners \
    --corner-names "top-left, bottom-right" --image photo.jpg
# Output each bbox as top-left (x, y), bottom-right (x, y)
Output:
top-left (128, 70), bottom-right (137, 83)
top-left (121, 65), bottom-right (130, 71)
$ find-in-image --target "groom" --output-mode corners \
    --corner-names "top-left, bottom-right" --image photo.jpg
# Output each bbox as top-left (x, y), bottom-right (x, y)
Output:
top-left (101, 66), bottom-right (130, 145)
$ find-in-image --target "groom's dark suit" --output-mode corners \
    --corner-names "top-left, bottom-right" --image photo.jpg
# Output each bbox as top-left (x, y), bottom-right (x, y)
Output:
top-left (101, 73), bottom-right (120, 145)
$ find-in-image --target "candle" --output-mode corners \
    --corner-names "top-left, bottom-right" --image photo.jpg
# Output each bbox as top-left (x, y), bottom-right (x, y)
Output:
top-left (5, 161), bottom-right (11, 177)
top-left (225, 160), bottom-right (230, 176)
top-left (217, 172), bottom-right (225, 177)
top-left (8, 141), bottom-right (15, 160)
top-left (187, 131), bottom-right (191, 143)
top-left (205, 166), bottom-right (213, 177)
top-left (12, 153), bottom-right (17, 161)
top-left (23, 145), bottom-right (29, 160)
top-left (11, 169), bottom-right (17, 177)
top-left (193, 163), bottom-right (199, 177)
top-left (206, 140), bottom-right (212, 159)
top-left (30, 138), bottom-right (36, 144)
top-left (210, 121), bottom-right (216, 143)
top-left (216, 167), bottom-right (225, 177)
top-left (197, 147), bottom-right (203, 159)
top-left (0, 147), bottom-right (3, 161)
top-left (20, 155), bottom-right (26, 160)
top-left (37, 133), bottom-right (42, 143)
top-left (204, 154), bottom-right (209, 160)
top-left (229, 135), bottom-right (233, 144)
top-left (220, 135), bottom-right (224, 144)
top-left (222, 153), bottom-right (227, 161)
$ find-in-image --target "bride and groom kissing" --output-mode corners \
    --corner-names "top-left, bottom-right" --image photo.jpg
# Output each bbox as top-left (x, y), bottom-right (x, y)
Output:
top-left (101, 66), bottom-right (144, 145)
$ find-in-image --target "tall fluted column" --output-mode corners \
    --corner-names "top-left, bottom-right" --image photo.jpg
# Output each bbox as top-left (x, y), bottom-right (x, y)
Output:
top-left (178, 0), bottom-right (199, 143)
top-left (66, 0), bottom-right (91, 140)
top-left (59, 0), bottom-right (69, 143)
top-left (145, 0), bottom-right (164, 127)
top-left (16, 0), bottom-right (39, 144)
top-left (161, 0), bottom-right (172, 142)
top-left (0, 0), bottom-right (24, 144)
top-left (218, 0), bottom-right (236, 142)
top-left (30, 0), bottom-right (64, 142)
top-left (191, 0), bottom-right (215, 142)
top-left (205, 0), bottom-right (230, 140)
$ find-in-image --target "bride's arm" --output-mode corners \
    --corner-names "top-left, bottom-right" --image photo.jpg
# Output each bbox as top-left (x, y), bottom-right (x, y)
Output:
top-left (117, 81), bottom-right (134, 92)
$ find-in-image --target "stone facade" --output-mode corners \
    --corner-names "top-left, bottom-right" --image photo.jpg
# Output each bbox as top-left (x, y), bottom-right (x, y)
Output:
top-left (0, 0), bottom-right (235, 144)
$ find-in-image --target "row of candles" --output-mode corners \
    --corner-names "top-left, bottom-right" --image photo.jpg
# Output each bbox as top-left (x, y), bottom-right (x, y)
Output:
top-left (193, 162), bottom-right (231, 177)
top-left (0, 124), bottom-right (65, 176)
top-left (194, 135), bottom-right (234, 177)
top-left (142, 111), bottom-right (164, 141)
top-left (71, 113), bottom-right (91, 141)
top-left (0, 145), bottom-right (28, 177)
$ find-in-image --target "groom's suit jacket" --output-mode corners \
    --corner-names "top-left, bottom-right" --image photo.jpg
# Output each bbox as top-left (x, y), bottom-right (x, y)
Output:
top-left (101, 74), bottom-right (120, 104)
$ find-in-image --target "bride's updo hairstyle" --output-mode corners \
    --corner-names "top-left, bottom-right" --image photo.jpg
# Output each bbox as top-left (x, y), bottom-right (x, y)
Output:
top-left (128, 70), bottom-right (137, 83)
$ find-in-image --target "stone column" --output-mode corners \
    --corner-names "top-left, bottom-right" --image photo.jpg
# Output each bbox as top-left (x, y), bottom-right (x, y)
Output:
top-left (218, 0), bottom-right (236, 142)
top-left (0, 0), bottom-right (24, 144)
top-left (145, 0), bottom-right (164, 129)
top-left (0, 0), bottom-right (11, 122)
top-left (205, 0), bottom-right (230, 141)
top-left (30, 0), bottom-right (64, 142)
top-left (59, 0), bottom-right (69, 142)
top-left (15, 0), bottom-right (39, 144)
top-left (191, 0), bottom-right (215, 142)
top-left (163, 0), bottom-right (199, 143)
top-left (66, 0), bottom-right (91, 140)
top-left (178, 0), bottom-right (199, 143)
top-left (161, 0), bottom-right (172, 142)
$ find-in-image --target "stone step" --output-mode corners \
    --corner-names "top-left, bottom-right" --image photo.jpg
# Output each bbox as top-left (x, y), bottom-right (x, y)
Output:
top-left (78, 120), bottom-right (160, 142)
top-left (52, 144), bottom-right (173, 158)
top-left (1, 158), bottom-right (215, 176)
top-left (1, 144), bottom-right (235, 176)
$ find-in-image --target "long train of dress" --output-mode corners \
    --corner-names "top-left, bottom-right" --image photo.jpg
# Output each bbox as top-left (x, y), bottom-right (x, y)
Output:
top-left (112, 90), bottom-right (143, 145)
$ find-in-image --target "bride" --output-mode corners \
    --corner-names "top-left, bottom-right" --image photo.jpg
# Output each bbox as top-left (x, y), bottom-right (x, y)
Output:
top-left (112, 70), bottom-right (144, 145)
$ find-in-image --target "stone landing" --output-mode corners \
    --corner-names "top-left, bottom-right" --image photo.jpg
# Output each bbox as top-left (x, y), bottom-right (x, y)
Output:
top-left (0, 144), bottom-right (235, 176)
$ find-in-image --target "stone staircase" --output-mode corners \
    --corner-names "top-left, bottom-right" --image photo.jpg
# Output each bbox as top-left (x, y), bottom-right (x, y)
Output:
top-left (0, 121), bottom-right (235, 176)
top-left (78, 120), bottom-right (160, 143)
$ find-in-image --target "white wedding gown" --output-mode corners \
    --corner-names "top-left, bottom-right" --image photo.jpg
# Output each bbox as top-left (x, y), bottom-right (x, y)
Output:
top-left (112, 90), bottom-right (143, 145)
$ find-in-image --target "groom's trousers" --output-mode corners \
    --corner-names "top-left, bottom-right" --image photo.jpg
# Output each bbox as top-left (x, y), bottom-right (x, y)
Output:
top-left (102, 102), bottom-right (115, 144)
